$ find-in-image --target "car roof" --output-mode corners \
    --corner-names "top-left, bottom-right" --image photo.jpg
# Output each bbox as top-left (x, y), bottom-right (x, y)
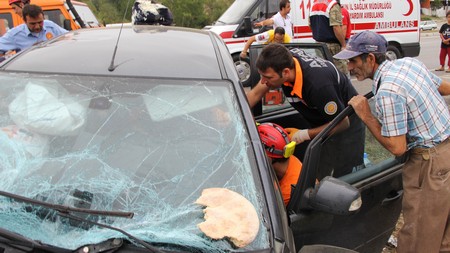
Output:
top-left (1, 25), bottom-right (229, 79)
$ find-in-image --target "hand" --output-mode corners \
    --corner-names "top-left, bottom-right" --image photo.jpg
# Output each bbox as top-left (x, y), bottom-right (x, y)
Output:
top-left (5, 50), bottom-right (16, 58)
top-left (285, 128), bottom-right (311, 144)
top-left (254, 21), bottom-right (263, 27)
top-left (240, 51), bottom-right (248, 59)
top-left (348, 95), bottom-right (371, 121)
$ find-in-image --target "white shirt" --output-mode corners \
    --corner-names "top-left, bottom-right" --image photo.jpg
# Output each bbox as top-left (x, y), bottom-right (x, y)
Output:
top-left (271, 12), bottom-right (293, 38)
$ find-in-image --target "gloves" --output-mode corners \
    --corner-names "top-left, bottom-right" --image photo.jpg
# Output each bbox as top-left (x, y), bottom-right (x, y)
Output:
top-left (285, 128), bottom-right (310, 144)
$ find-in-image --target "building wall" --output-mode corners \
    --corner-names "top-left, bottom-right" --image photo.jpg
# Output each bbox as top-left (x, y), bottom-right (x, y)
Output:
top-left (422, 0), bottom-right (431, 9)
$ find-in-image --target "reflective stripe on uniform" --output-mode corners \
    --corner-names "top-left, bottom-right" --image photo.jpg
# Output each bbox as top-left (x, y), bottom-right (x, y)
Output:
top-left (286, 97), bottom-right (300, 103)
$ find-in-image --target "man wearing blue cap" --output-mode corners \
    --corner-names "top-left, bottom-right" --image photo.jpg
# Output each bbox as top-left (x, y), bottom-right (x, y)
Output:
top-left (335, 30), bottom-right (450, 253)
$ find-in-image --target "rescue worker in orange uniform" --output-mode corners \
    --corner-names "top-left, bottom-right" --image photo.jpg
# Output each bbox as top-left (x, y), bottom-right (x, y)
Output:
top-left (258, 122), bottom-right (302, 206)
top-left (247, 43), bottom-right (365, 179)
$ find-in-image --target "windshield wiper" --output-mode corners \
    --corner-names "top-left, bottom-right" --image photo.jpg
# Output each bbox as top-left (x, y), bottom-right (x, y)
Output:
top-left (0, 191), bottom-right (165, 253)
top-left (0, 190), bottom-right (134, 218)
top-left (0, 227), bottom-right (70, 253)
top-left (59, 212), bottom-right (166, 253)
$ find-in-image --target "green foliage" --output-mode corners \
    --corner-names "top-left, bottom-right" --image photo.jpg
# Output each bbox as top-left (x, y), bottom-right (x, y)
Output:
top-left (79, 0), bottom-right (234, 28)
top-left (83, 0), bottom-right (132, 25)
top-left (364, 127), bottom-right (392, 164)
top-left (431, 0), bottom-right (446, 9)
top-left (161, 0), bottom-right (206, 28)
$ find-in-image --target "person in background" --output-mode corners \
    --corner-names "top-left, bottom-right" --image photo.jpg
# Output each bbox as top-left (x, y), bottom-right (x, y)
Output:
top-left (436, 11), bottom-right (450, 72)
top-left (335, 30), bottom-right (450, 253)
top-left (240, 27), bottom-right (291, 59)
top-left (9, 0), bottom-right (30, 18)
top-left (258, 122), bottom-right (301, 206)
top-left (255, 0), bottom-right (293, 39)
top-left (0, 19), bottom-right (8, 37)
top-left (339, 1), bottom-right (351, 42)
top-left (338, 0), bottom-right (351, 78)
top-left (247, 43), bottom-right (365, 179)
top-left (309, 0), bottom-right (348, 77)
top-left (0, 4), bottom-right (67, 58)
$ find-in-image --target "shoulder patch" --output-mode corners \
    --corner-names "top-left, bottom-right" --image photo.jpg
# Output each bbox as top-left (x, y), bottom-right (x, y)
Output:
top-left (46, 32), bottom-right (54, 40)
top-left (324, 101), bottom-right (338, 115)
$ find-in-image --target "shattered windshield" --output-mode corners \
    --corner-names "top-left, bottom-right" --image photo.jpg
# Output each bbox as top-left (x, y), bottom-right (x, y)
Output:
top-left (0, 73), bottom-right (270, 251)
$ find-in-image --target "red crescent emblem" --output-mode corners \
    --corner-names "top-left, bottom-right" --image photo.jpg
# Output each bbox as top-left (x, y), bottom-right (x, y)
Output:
top-left (403, 0), bottom-right (413, 16)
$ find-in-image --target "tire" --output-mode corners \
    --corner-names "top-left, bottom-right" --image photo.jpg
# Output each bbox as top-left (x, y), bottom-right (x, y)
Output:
top-left (386, 45), bottom-right (401, 61)
top-left (233, 54), bottom-right (251, 87)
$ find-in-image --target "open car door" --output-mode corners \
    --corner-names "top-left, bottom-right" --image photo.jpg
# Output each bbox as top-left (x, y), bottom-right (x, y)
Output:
top-left (249, 43), bottom-right (404, 253)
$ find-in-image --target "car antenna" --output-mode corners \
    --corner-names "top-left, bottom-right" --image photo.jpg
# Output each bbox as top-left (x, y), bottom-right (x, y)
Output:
top-left (108, 0), bottom-right (132, 72)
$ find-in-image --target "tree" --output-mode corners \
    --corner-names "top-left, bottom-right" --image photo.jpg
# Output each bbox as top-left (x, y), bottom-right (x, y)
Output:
top-left (160, 0), bottom-right (204, 28)
top-left (80, 0), bottom-right (234, 28)
top-left (83, 0), bottom-right (132, 25)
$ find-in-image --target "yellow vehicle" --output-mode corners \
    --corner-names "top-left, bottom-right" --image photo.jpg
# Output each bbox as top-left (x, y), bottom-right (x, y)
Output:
top-left (0, 0), bottom-right (99, 35)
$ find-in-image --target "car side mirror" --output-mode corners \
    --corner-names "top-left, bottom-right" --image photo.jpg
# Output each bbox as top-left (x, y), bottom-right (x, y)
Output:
top-left (243, 16), bottom-right (252, 35)
top-left (63, 19), bottom-right (72, 31)
top-left (304, 176), bottom-right (361, 215)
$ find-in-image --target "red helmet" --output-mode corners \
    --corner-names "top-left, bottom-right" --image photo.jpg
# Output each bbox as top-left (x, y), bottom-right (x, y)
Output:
top-left (257, 123), bottom-right (295, 158)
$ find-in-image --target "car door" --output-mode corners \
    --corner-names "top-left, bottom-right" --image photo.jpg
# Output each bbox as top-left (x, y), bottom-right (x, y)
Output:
top-left (248, 43), bottom-right (404, 253)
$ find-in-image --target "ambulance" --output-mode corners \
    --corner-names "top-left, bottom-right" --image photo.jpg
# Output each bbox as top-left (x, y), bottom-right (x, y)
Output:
top-left (204, 0), bottom-right (420, 85)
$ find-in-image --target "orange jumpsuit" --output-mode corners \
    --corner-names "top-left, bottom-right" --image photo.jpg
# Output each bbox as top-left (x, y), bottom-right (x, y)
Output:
top-left (279, 155), bottom-right (302, 206)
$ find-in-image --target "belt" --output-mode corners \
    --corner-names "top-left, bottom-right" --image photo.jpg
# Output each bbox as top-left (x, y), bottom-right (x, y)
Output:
top-left (410, 137), bottom-right (450, 156)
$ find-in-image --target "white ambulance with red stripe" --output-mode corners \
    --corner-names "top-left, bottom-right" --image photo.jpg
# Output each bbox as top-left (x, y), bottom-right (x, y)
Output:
top-left (204, 0), bottom-right (420, 85)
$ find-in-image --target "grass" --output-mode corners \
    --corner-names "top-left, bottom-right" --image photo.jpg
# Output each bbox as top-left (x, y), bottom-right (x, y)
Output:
top-left (364, 127), bottom-right (393, 164)
top-left (421, 14), bottom-right (445, 22)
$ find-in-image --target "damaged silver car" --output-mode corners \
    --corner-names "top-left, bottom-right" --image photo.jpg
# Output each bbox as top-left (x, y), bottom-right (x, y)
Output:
top-left (0, 24), bottom-right (394, 253)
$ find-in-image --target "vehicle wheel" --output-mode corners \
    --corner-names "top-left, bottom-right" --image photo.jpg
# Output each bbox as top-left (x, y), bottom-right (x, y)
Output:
top-left (233, 54), bottom-right (251, 87)
top-left (386, 45), bottom-right (401, 61)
